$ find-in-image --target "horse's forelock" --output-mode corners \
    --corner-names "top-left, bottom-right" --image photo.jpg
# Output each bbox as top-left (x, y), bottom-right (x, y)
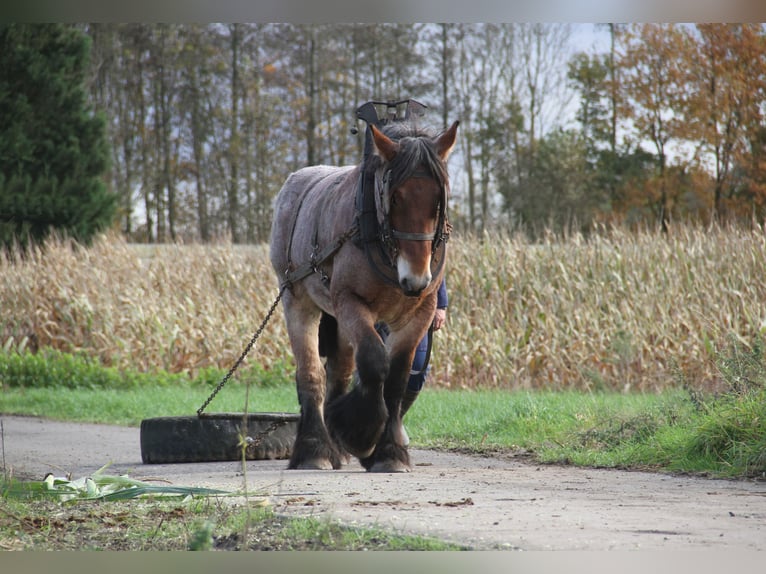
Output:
top-left (365, 123), bottom-right (448, 189)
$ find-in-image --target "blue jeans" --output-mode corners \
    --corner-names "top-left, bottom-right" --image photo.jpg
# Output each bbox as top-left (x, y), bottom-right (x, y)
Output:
top-left (408, 332), bottom-right (430, 392)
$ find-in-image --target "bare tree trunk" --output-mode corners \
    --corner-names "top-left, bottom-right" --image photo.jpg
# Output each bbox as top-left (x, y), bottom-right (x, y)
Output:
top-left (228, 23), bottom-right (241, 242)
top-left (609, 23), bottom-right (618, 155)
top-left (439, 24), bottom-right (451, 128)
top-left (150, 25), bottom-right (175, 242)
top-left (189, 66), bottom-right (209, 241)
top-left (152, 73), bottom-right (165, 242)
top-left (455, 25), bottom-right (477, 233)
top-left (306, 26), bottom-right (318, 166)
top-left (160, 35), bottom-right (176, 242)
top-left (130, 28), bottom-right (153, 243)
top-left (242, 36), bottom-right (255, 244)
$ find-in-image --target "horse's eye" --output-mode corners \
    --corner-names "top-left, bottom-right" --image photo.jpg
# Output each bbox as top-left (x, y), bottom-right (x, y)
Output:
top-left (390, 193), bottom-right (398, 207)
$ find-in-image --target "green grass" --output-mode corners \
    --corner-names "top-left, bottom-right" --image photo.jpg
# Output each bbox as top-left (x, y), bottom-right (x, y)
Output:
top-left (263, 512), bottom-right (462, 551)
top-left (0, 347), bottom-right (293, 391)
top-left (408, 389), bottom-right (690, 466)
top-left (409, 388), bottom-right (675, 448)
top-left (0, 385), bottom-right (298, 426)
top-left (405, 384), bottom-right (766, 478)
top-left (0, 348), bottom-right (297, 425)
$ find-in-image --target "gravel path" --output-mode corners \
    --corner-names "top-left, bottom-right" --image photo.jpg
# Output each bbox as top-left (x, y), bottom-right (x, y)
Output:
top-left (2, 415), bottom-right (764, 550)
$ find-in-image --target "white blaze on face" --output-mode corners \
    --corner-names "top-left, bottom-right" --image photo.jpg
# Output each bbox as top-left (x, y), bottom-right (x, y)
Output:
top-left (397, 253), bottom-right (432, 295)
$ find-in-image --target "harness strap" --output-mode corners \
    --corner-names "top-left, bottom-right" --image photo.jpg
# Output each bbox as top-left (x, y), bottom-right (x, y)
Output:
top-left (281, 223), bottom-right (359, 290)
top-left (392, 230), bottom-right (437, 241)
top-left (285, 177), bottom-right (325, 275)
top-left (283, 172), bottom-right (352, 290)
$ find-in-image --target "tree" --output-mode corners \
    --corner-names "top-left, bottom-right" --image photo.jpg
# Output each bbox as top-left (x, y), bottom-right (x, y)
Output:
top-left (85, 23), bottom-right (140, 238)
top-left (568, 52), bottom-right (611, 156)
top-left (68, 23), bottom-right (766, 240)
top-left (450, 24), bottom-right (522, 233)
top-left (739, 125), bottom-right (766, 222)
top-left (516, 23), bottom-right (573, 156)
top-left (568, 49), bottom-right (646, 222)
top-left (618, 24), bottom-right (690, 231)
top-left (177, 24), bottom-right (213, 241)
top-left (688, 24), bottom-right (766, 221)
top-left (0, 24), bottom-right (116, 249)
top-left (506, 129), bottom-right (602, 236)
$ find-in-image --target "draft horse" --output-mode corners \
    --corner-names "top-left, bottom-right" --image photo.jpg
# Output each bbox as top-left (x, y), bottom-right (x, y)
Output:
top-left (269, 106), bottom-right (458, 472)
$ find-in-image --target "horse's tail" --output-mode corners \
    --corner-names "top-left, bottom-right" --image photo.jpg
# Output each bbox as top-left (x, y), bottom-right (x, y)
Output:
top-left (318, 312), bottom-right (338, 358)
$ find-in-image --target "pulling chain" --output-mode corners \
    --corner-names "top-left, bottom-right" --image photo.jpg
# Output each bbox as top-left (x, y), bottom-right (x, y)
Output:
top-left (197, 285), bottom-right (287, 416)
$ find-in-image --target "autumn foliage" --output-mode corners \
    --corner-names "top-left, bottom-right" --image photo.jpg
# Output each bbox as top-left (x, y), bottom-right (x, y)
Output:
top-left (586, 24), bottom-right (766, 228)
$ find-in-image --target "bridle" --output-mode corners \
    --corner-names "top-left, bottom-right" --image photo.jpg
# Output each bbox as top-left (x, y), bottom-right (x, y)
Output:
top-left (374, 166), bottom-right (450, 260)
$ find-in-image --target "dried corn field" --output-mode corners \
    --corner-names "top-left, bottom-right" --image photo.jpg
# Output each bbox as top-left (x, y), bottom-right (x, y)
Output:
top-left (3, 226), bottom-right (766, 391)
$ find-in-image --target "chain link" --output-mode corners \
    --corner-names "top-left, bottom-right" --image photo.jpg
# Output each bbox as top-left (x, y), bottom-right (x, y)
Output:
top-left (197, 217), bottom-right (358, 417)
top-left (197, 286), bottom-right (287, 416)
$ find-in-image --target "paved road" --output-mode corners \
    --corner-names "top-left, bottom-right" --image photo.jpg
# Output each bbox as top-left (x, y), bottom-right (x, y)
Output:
top-left (2, 415), bottom-right (765, 550)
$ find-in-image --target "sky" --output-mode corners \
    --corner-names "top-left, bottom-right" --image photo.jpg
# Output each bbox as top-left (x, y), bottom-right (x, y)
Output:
top-left (571, 23), bottom-right (611, 54)
top-left (5, 0), bottom-right (766, 23)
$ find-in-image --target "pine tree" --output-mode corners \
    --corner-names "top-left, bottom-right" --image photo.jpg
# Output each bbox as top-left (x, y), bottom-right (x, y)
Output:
top-left (0, 24), bottom-right (116, 249)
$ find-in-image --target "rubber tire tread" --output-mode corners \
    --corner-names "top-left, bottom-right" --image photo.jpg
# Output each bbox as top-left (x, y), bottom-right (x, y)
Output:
top-left (140, 412), bottom-right (299, 464)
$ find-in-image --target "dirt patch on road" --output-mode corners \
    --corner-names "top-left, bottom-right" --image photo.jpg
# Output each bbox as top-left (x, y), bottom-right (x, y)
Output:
top-left (2, 415), bottom-right (765, 550)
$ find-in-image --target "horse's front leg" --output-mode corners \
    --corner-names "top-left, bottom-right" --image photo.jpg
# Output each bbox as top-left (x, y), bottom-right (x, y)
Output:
top-left (359, 341), bottom-right (415, 473)
top-left (325, 298), bottom-right (388, 460)
top-left (285, 301), bottom-right (344, 470)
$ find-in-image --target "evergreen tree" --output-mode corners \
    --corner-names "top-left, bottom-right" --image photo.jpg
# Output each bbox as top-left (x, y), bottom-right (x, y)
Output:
top-left (0, 24), bottom-right (116, 249)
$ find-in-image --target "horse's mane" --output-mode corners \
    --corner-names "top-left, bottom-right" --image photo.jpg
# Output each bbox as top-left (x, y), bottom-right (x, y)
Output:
top-left (363, 123), bottom-right (449, 190)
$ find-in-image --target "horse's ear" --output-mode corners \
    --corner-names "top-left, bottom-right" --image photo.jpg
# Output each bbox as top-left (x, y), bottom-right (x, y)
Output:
top-left (435, 120), bottom-right (459, 160)
top-left (371, 124), bottom-right (399, 162)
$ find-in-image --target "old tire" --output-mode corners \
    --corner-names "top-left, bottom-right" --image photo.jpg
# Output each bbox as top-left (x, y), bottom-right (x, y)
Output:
top-left (140, 412), bottom-right (299, 464)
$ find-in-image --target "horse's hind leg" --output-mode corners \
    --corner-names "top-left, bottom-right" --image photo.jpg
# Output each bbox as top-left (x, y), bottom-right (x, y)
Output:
top-left (285, 302), bottom-right (344, 470)
top-left (318, 313), bottom-right (354, 406)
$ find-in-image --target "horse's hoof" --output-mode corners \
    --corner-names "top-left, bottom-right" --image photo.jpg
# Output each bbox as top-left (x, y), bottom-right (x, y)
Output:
top-left (368, 460), bottom-right (411, 473)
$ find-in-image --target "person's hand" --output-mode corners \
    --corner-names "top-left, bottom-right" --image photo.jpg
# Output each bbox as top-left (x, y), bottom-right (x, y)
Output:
top-left (432, 308), bottom-right (447, 331)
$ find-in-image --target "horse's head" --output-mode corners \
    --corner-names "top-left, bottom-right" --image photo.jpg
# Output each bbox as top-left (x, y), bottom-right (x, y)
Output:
top-left (370, 121), bottom-right (459, 296)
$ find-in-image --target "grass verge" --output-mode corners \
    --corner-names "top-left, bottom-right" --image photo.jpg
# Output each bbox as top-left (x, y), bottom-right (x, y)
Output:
top-left (0, 495), bottom-right (462, 550)
top-left (410, 383), bottom-right (765, 478)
